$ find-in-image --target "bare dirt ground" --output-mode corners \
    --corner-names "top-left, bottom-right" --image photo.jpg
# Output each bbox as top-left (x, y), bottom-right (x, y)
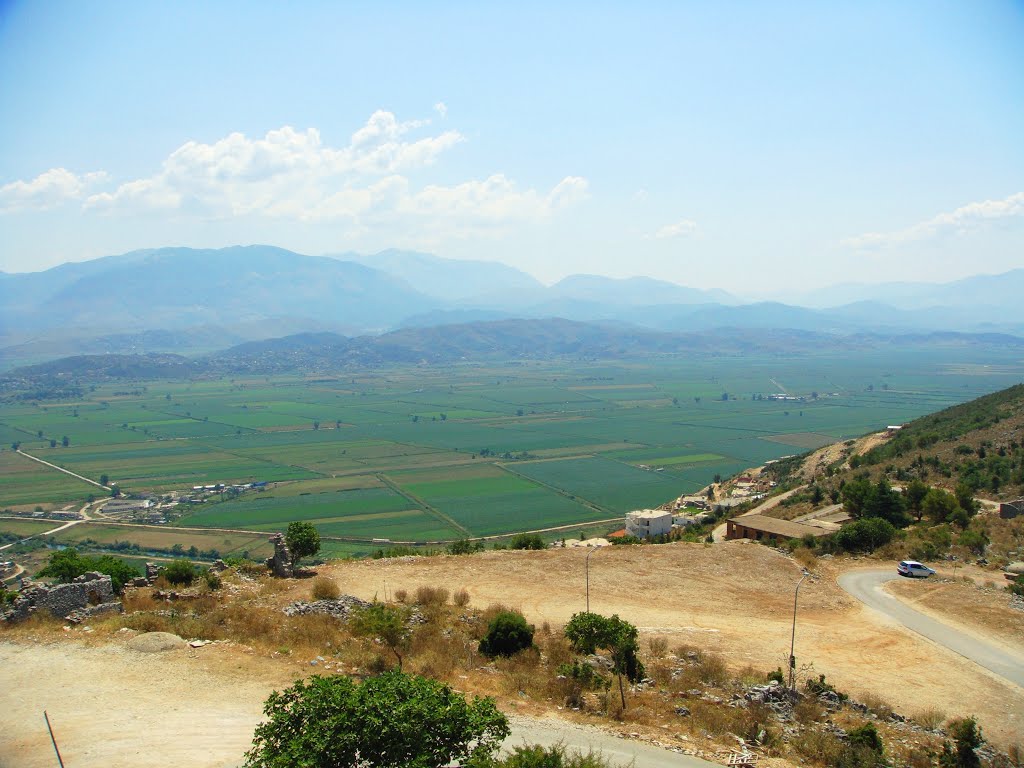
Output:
top-left (2, 543), bottom-right (1021, 767)
top-left (308, 545), bottom-right (1021, 746)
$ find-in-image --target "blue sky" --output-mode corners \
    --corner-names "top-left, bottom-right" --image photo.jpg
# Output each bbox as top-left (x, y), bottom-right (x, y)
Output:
top-left (1, 1), bottom-right (1022, 294)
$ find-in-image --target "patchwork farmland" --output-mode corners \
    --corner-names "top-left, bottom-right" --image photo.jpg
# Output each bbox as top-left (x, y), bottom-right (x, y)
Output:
top-left (3, 347), bottom-right (1024, 554)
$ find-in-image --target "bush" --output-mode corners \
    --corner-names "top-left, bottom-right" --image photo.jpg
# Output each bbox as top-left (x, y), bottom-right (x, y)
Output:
top-left (202, 570), bottom-right (222, 590)
top-left (311, 576), bottom-right (340, 600)
top-left (479, 610), bottom-right (534, 657)
top-left (834, 518), bottom-right (896, 553)
top-left (941, 717), bottom-right (983, 768)
top-left (36, 548), bottom-right (141, 594)
top-left (1008, 574), bottom-right (1024, 598)
top-left (510, 533), bottom-right (545, 550)
top-left (485, 743), bottom-right (614, 768)
top-left (415, 585), bottom-right (449, 606)
top-left (162, 559), bottom-right (197, 586)
top-left (447, 539), bottom-right (483, 555)
top-left (244, 671), bottom-right (509, 768)
top-left (453, 588), bottom-right (471, 607)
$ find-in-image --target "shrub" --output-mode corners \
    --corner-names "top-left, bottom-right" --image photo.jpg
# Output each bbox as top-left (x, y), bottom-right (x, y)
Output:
top-left (162, 559), bottom-right (198, 586)
top-left (244, 671), bottom-right (509, 768)
top-left (414, 585), bottom-right (449, 606)
top-left (453, 588), bottom-right (470, 607)
top-left (202, 570), bottom-right (222, 590)
top-left (350, 603), bottom-right (410, 669)
top-left (394, 588), bottom-right (408, 603)
top-left (834, 518), bottom-right (896, 553)
top-left (847, 723), bottom-right (884, 756)
top-left (36, 548), bottom-right (141, 594)
top-left (447, 539), bottom-right (482, 555)
top-left (941, 717), bottom-right (983, 768)
top-left (510, 533), bottom-right (545, 550)
top-left (311, 576), bottom-right (340, 600)
top-left (488, 743), bottom-right (614, 768)
top-left (479, 610), bottom-right (534, 657)
top-left (1008, 574), bottom-right (1024, 598)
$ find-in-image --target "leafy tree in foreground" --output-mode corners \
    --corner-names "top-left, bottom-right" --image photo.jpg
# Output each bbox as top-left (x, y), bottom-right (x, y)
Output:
top-left (564, 612), bottom-right (644, 708)
top-left (36, 548), bottom-right (140, 594)
top-left (161, 558), bottom-right (197, 586)
top-left (479, 610), bottom-right (534, 657)
top-left (244, 671), bottom-right (509, 768)
top-left (285, 521), bottom-right (320, 565)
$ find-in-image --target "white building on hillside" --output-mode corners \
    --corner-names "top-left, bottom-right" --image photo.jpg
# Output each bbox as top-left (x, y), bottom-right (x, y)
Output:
top-left (625, 509), bottom-right (673, 539)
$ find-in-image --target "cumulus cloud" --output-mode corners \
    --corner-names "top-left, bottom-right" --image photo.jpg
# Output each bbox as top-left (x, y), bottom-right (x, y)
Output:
top-left (843, 191), bottom-right (1024, 249)
top-left (650, 219), bottom-right (698, 239)
top-left (4, 109), bottom-right (588, 238)
top-left (433, 101), bottom-right (448, 118)
top-left (0, 168), bottom-right (108, 212)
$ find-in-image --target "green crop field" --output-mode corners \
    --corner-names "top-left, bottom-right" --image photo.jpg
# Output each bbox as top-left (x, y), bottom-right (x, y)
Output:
top-left (3, 346), bottom-right (1024, 556)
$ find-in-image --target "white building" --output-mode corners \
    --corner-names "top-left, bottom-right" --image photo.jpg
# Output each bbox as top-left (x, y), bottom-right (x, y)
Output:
top-left (625, 509), bottom-right (673, 539)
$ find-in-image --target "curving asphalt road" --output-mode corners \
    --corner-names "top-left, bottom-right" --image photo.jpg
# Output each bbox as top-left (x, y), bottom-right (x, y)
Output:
top-left (506, 715), bottom-right (722, 768)
top-left (838, 570), bottom-right (1024, 689)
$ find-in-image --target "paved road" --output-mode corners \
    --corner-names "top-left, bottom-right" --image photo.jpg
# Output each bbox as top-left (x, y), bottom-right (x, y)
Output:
top-left (507, 715), bottom-right (723, 768)
top-left (838, 570), bottom-right (1024, 689)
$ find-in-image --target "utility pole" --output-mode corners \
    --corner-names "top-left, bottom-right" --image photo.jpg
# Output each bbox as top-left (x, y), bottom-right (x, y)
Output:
top-left (788, 569), bottom-right (809, 690)
top-left (586, 546), bottom-right (597, 612)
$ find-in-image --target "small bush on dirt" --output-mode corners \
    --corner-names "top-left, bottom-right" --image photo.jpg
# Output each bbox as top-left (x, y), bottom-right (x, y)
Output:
top-left (311, 576), bottom-right (340, 600)
top-left (913, 708), bottom-right (946, 730)
top-left (1008, 574), bottom-right (1024, 598)
top-left (394, 588), bottom-right (408, 603)
top-left (806, 674), bottom-right (847, 701)
top-left (202, 571), bottom-right (222, 591)
top-left (453, 588), bottom-right (471, 607)
top-left (479, 610), bottom-right (534, 657)
top-left (647, 636), bottom-right (668, 659)
top-left (792, 729), bottom-right (845, 764)
top-left (847, 723), bottom-right (884, 756)
top-left (487, 743), bottom-right (615, 768)
top-left (767, 666), bottom-right (785, 684)
top-left (510, 533), bottom-right (545, 550)
top-left (162, 559), bottom-right (197, 586)
top-left (941, 717), bottom-right (983, 768)
top-left (415, 585), bottom-right (449, 606)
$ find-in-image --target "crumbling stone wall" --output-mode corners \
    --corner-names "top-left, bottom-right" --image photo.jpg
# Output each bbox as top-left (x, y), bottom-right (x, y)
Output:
top-left (265, 533), bottom-right (294, 578)
top-left (2, 572), bottom-right (122, 623)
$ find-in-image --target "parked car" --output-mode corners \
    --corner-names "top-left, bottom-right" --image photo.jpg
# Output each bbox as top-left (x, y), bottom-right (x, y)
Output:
top-left (897, 560), bottom-right (936, 578)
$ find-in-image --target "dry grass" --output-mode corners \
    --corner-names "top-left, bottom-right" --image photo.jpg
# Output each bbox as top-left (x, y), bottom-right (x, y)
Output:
top-left (453, 587), bottom-right (470, 607)
top-left (647, 636), bottom-right (668, 659)
top-left (858, 690), bottom-right (894, 719)
top-left (791, 728), bottom-right (845, 764)
top-left (393, 588), bottom-right (408, 603)
top-left (311, 576), bottom-right (340, 600)
top-left (414, 585), bottom-right (449, 606)
top-left (912, 707), bottom-right (946, 730)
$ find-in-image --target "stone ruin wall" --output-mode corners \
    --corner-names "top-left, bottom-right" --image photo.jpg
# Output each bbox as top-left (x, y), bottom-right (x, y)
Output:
top-left (2, 571), bottom-right (122, 623)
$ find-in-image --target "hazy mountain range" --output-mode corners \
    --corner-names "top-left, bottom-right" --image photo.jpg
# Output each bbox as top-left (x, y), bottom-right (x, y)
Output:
top-left (1, 244), bottom-right (1022, 370)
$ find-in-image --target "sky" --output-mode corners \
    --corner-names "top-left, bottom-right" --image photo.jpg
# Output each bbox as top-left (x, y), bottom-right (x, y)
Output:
top-left (0, 1), bottom-right (1022, 295)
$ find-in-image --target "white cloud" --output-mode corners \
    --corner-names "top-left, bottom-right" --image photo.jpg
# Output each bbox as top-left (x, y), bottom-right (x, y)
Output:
top-left (0, 168), bottom-right (107, 212)
top-left (5, 110), bottom-right (587, 240)
top-left (650, 219), bottom-right (698, 239)
top-left (843, 191), bottom-right (1024, 249)
top-left (75, 110), bottom-right (586, 237)
top-left (433, 101), bottom-right (448, 118)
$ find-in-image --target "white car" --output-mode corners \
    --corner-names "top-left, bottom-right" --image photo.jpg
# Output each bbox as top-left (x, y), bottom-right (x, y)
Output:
top-left (897, 560), bottom-right (936, 578)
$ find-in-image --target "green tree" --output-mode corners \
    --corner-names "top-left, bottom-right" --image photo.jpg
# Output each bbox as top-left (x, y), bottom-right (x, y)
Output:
top-left (841, 477), bottom-right (872, 517)
top-left (479, 610), bottom-right (534, 658)
top-left (834, 518), bottom-right (895, 553)
top-left (285, 521), bottom-right (321, 565)
top-left (863, 478), bottom-right (909, 527)
top-left (954, 483), bottom-right (978, 516)
top-left (350, 603), bottom-right (411, 670)
top-left (922, 488), bottom-right (959, 525)
top-left (510, 533), bottom-right (544, 550)
top-left (99, 474), bottom-right (109, 486)
top-left (61, 436), bottom-right (69, 447)
top-left (244, 671), bottom-right (509, 768)
top-left (903, 479), bottom-right (929, 522)
top-left (564, 612), bottom-right (645, 708)
top-left (36, 548), bottom-right (140, 594)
